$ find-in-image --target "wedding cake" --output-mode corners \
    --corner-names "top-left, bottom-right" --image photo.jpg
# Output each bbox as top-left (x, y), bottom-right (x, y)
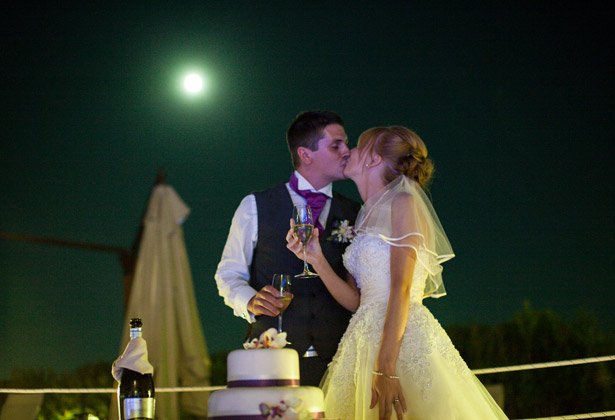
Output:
top-left (207, 329), bottom-right (325, 419)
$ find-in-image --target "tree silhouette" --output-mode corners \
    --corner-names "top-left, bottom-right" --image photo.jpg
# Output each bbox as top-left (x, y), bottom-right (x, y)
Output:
top-left (445, 302), bottom-right (615, 418)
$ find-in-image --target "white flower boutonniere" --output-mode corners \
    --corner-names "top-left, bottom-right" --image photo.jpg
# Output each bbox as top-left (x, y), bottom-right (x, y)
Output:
top-left (327, 219), bottom-right (355, 243)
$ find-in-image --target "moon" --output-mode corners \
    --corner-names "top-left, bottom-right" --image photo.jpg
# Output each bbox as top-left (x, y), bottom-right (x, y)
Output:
top-left (184, 74), bottom-right (204, 93)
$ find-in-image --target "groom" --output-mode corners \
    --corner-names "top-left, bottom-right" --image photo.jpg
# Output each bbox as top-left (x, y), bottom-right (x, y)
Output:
top-left (215, 110), bottom-right (360, 386)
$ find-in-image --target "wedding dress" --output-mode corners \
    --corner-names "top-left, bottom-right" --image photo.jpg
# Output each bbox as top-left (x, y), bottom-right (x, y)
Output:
top-left (321, 177), bottom-right (508, 420)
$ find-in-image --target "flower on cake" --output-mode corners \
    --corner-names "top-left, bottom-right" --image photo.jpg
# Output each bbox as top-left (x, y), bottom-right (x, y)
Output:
top-left (244, 328), bottom-right (288, 349)
top-left (259, 396), bottom-right (313, 420)
top-left (327, 219), bottom-right (355, 243)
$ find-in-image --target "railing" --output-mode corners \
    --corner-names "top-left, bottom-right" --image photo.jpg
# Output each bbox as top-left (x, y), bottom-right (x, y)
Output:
top-left (1, 355), bottom-right (614, 419)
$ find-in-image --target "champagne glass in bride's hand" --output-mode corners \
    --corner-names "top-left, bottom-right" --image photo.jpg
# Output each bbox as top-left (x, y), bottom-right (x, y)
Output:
top-left (271, 274), bottom-right (292, 333)
top-left (292, 205), bottom-right (318, 278)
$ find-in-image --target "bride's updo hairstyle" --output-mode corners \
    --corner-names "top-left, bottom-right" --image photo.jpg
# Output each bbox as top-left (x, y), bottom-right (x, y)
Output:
top-left (358, 126), bottom-right (434, 188)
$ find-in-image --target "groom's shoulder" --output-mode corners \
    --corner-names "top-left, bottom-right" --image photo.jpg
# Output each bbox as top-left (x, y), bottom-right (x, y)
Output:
top-left (332, 190), bottom-right (361, 213)
top-left (332, 189), bottom-right (359, 204)
top-left (252, 182), bottom-right (288, 200)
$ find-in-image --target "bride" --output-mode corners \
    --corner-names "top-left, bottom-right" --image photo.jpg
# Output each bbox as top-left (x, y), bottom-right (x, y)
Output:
top-left (286, 126), bottom-right (508, 420)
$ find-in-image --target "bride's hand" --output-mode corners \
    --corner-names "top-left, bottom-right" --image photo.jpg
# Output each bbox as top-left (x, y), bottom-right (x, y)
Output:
top-left (286, 219), bottom-right (324, 267)
top-left (370, 373), bottom-right (407, 420)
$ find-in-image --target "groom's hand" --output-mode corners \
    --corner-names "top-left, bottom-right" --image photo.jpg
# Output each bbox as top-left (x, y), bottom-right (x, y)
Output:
top-left (247, 285), bottom-right (288, 317)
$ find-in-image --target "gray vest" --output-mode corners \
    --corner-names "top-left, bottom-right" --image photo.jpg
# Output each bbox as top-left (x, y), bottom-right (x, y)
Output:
top-left (247, 183), bottom-right (360, 360)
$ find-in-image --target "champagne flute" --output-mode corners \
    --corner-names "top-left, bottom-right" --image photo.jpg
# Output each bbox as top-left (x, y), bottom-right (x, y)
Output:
top-left (271, 274), bottom-right (292, 333)
top-left (292, 205), bottom-right (318, 278)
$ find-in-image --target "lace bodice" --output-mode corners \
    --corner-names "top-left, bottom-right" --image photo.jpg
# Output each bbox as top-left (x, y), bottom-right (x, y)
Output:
top-left (323, 220), bottom-right (504, 420)
top-left (327, 234), bottom-right (473, 415)
top-left (343, 235), bottom-right (427, 304)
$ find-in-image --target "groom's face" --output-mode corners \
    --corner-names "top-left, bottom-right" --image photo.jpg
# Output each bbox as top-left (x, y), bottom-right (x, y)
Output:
top-left (309, 124), bottom-right (350, 182)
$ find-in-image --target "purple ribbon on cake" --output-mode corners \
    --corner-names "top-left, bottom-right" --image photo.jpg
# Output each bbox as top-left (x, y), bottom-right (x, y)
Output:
top-left (227, 379), bottom-right (300, 387)
top-left (208, 412), bottom-right (325, 419)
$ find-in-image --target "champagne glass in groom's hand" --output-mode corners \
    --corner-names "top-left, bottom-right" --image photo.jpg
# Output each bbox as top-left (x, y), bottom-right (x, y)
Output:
top-left (292, 205), bottom-right (318, 278)
top-left (271, 274), bottom-right (292, 333)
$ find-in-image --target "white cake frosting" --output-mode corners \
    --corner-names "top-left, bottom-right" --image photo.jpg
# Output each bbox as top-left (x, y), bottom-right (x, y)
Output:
top-left (208, 386), bottom-right (324, 418)
top-left (208, 346), bottom-right (325, 419)
top-left (227, 348), bottom-right (299, 386)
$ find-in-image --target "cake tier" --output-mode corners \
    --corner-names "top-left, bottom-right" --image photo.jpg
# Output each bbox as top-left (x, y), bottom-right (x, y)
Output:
top-left (207, 386), bottom-right (324, 419)
top-left (227, 348), bottom-right (299, 387)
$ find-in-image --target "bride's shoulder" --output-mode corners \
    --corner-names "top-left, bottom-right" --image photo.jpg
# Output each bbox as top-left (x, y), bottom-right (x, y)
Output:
top-left (390, 189), bottom-right (417, 230)
top-left (391, 190), bottom-right (415, 211)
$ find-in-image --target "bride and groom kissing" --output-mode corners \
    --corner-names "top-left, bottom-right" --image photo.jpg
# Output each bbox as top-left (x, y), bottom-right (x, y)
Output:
top-left (215, 110), bottom-right (508, 420)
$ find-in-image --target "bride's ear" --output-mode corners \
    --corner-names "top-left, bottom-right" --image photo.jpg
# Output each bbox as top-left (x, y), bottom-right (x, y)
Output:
top-left (368, 154), bottom-right (383, 167)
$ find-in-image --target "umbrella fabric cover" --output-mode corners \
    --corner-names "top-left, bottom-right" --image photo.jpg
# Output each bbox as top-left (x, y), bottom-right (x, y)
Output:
top-left (112, 184), bottom-right (211, 420)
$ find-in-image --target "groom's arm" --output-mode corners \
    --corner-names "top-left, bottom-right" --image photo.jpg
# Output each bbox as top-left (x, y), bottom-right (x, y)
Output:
top-left (215, 194), bottom-right (259, 322)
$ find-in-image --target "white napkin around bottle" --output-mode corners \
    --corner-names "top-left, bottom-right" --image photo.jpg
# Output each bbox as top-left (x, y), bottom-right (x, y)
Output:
top-left (111, 337), bottom-right (155, 382)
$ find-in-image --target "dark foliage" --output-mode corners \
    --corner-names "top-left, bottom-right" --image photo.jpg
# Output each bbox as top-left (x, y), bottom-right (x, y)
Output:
top-left (445, 302), bottom-right (615, 418)
top-left (0, 361), bottom-right (113, 419)
top-left (209, 351), bottom-right (230, 386)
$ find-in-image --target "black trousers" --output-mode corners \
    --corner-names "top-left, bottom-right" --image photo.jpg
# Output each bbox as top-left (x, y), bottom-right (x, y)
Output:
top-left (299, 356), bottom-right (330, 387)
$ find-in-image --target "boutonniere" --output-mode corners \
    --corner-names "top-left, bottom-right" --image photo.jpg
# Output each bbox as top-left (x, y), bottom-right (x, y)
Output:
top-left (327, 219), bottom-right (355, 243)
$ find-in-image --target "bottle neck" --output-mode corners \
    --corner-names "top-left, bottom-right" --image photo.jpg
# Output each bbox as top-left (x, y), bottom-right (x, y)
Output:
top-left (130, 327), bottom-right (142, 339)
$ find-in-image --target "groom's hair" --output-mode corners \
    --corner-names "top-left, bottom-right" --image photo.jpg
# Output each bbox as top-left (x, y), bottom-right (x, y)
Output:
top-left (287, 110), bottom-right (344, 168)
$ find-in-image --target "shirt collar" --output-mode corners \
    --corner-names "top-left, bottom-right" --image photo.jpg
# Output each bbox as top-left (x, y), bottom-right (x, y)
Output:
top-left (294, 170), bottom-right (333, 198)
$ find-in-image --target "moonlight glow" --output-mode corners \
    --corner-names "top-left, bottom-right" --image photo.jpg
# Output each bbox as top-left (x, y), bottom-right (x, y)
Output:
top-left (184, 74), bottom-right (204, 93)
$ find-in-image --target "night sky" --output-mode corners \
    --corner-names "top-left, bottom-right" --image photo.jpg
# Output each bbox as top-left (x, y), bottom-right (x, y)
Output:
top-left (1, 2), bottom-right (613, 379)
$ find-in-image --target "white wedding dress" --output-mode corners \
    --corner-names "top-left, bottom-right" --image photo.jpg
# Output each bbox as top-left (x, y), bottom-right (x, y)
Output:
top-left (320, 234), bottom-right (509, 419)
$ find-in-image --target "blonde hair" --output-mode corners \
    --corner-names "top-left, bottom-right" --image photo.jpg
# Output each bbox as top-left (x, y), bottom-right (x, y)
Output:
top-left (358, 126), bottom-right (434, 188)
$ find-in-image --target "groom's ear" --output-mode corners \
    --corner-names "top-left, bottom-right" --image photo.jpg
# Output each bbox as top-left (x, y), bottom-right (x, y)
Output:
top-left (297, 146), bottom-right (312, 165)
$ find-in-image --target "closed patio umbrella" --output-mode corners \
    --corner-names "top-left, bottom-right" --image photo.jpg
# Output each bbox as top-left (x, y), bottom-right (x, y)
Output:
top-left (111, 180), bottom-right (210, 420)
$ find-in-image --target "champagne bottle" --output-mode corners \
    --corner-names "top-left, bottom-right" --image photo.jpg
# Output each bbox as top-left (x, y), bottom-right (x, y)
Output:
top-left (118, 318), bottom-right (155, 420)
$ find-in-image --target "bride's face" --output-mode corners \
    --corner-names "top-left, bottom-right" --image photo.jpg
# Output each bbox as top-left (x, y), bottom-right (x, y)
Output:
top-left (343, 147), bottom-right (366, 180)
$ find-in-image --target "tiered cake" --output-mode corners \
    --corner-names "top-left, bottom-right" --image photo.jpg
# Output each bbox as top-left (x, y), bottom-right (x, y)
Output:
top-left (207, 347), bottom-right (325, 419)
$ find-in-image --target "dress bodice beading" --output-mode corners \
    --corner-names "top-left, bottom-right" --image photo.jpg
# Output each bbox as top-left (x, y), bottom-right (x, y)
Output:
top-left (323, 184), bottom-right (509, 419)
top-left (343, 235), bottom-right (427, 305)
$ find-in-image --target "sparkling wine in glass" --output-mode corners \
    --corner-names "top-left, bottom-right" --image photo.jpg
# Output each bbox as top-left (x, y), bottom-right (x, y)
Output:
top-left (293, 205), bottom-right (318, 278)
top-left (271, 274), bottom-right (292, 333)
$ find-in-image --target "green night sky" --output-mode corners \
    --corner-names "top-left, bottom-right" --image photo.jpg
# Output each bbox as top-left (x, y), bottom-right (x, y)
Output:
top-left (1, 2), bottom-right (613, 378)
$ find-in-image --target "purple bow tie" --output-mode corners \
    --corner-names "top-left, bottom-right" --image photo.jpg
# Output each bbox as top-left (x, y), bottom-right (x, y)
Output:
top-left (289, 173), bottom-right (328, 233)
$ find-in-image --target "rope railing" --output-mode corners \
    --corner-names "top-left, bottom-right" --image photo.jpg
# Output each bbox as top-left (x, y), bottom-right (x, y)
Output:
top-left (0, 386), bottom-right (225, 394)
top-left (1, 355), bottom-right (614, 419)
top-left (0, 390), bottom-right (613, 420)
top-left (472, 355), bottom-right (615, 375)
top-left (514, 412), bottom-right (615, 420)
top-left (1, 354), bottom-right (614, 394)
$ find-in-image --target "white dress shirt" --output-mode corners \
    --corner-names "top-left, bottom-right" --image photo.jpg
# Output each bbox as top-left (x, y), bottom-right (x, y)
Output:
top-left (214, 171), bottom-right (333, 323)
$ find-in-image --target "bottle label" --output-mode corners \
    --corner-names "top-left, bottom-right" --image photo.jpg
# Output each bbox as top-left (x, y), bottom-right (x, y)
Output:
top-left (124, 397), bottom-right (155, 419)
